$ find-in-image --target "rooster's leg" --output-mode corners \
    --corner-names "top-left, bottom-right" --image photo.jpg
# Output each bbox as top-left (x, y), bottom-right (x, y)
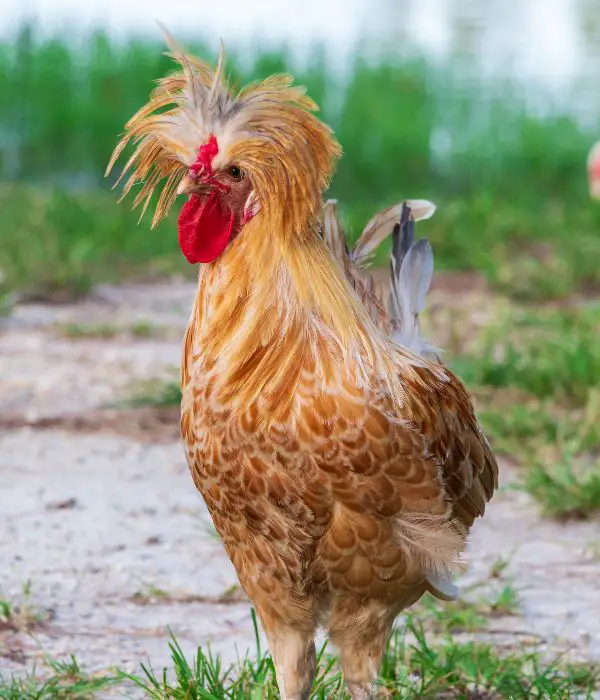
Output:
top-left (338, 638), bottom-right (386, 700)
top-left (267, 626), bottom-right (316, 700)
top-left (256, 605), bottom-right (316, 700)
top-left (328, 599), bottom-right (397, 700)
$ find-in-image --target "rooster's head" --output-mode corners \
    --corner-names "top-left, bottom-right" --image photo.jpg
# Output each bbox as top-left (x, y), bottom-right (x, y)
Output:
top-left (106, 31), bottom-right (341, 264)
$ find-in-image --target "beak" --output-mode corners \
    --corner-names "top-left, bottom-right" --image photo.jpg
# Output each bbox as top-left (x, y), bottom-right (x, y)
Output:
top-left (177, 173), bottom-right (197, 196)
top-left (177, 172), bottom-right (212, 196)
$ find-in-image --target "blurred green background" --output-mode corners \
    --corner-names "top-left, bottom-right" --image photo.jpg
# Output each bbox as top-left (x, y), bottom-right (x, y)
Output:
top-left (1, 16), bottom-right (600, 302)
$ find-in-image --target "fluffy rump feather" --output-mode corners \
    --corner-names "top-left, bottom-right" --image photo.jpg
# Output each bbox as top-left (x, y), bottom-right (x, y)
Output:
top-left (393, 511), bottom-right (465, 581)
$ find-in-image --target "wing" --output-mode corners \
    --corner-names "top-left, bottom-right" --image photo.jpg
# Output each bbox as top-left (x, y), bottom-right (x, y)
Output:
top-left (406, 363), bottom-right (499, 527)
top-left (307, 356), bottom-right (498, 602)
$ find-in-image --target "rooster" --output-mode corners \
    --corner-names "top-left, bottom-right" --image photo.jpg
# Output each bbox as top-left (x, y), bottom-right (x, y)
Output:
top-left (107, 35), bottom-right (498, 700)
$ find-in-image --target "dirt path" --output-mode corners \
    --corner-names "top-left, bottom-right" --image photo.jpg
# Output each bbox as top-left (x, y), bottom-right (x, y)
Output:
top-left (1, 279), bottom-right (599, 681)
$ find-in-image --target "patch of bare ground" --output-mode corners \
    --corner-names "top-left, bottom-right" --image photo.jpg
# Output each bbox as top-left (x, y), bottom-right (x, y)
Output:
top-left (0, 406), bottom-right (181, 443)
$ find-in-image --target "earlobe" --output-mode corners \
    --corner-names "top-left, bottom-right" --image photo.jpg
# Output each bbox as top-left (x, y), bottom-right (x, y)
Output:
top-left (242, 190), bottom-right (261, 224)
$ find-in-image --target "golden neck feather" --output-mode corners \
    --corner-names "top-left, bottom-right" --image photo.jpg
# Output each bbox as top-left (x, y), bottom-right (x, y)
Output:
top-left (182, 210), bottom-right (407, 424)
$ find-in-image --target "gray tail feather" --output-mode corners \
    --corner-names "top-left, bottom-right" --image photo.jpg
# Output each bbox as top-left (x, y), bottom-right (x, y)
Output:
top-left (389, 204), bottom-right (437, 356)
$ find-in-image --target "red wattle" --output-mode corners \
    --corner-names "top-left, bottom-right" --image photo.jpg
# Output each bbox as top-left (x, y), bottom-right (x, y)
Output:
top-left (178, 192), bottom-right (235, 264)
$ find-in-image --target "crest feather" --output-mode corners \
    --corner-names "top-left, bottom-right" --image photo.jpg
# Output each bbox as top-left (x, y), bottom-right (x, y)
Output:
top-left (106, 30), bottom-right (341, 233)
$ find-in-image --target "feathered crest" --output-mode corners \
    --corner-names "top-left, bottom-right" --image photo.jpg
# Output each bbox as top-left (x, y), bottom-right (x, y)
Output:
top-left (106, 29), bottom-right (341, 232)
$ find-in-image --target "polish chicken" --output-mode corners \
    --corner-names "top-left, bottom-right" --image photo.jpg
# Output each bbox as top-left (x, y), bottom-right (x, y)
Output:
top-left (107, 35), bottom-right (498, 700)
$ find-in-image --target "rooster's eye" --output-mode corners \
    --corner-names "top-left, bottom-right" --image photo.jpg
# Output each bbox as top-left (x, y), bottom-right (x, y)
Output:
top-left (226, 165), bottom-right (244, 181)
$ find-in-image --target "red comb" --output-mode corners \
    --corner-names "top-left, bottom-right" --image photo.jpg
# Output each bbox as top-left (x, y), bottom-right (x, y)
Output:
top-left (190, 134), bottom-right (219, 176)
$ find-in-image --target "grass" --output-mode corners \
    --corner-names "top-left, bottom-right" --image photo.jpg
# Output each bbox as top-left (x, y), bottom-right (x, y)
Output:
top-left (453, 304), bottom-right (600, 405)
top-left (2, 26), bottom-right (591, 199)
top-left (55, 320), bottom-right (162, 340)
top-left (1, 611), bottom-right (597, 699)
top-left (524, 450), bottom-right (600, 520)
top-left (417, 585), bottom-right (520, 635)
top-left (124, 377), bottom-right (182, 408)
top-left (0, 582), bottom-right (51, 633)
top-left (4, 185), bottom-right (600, 305)
top-left (0, 657), bottom-right (119, 700)
top-left (476, 389), bottom-right (600, 462)
top-left (128, 620), bottom-right (587, 699)
top-left (0, 184), bottom-right (186, 300)
top-left (2, 572), bottom-right (590, 699)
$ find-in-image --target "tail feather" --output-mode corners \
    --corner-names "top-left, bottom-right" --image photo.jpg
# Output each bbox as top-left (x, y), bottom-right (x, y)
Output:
top-left (351, 199), bottom-right (436, 267)
top-left (320, 198), bottom-right (438, 356)
top-left (389, 204), bottom-right (437, 357)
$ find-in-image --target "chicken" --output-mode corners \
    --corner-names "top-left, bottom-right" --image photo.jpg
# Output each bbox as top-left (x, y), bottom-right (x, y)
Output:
top-left (588, 141), bottom-right (600, 199)
top-left (106, 35), bottom-right (499, 700)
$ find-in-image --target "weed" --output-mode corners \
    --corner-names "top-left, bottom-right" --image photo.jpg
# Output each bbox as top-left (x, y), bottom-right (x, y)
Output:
top-left (124, 377), bottom-right (181, 408)
top-left (0, 657), bottom-right (118, 700)
top-left (0, 608), bottom-right (595, 698)
top-left (454, 304), bottom-right (600, 405)
top-left (523, 448), bottom-right (600, 520)
top-left (119, 611), bottom-right (597, 699)
top-left (55, 320), bottom-right (162, 340)
top-left (0, 582), bottom-right (50, 632)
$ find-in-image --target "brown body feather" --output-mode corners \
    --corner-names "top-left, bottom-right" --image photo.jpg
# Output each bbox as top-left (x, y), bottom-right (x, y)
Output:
top-left (107, 37), bottom-right (498, 700)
